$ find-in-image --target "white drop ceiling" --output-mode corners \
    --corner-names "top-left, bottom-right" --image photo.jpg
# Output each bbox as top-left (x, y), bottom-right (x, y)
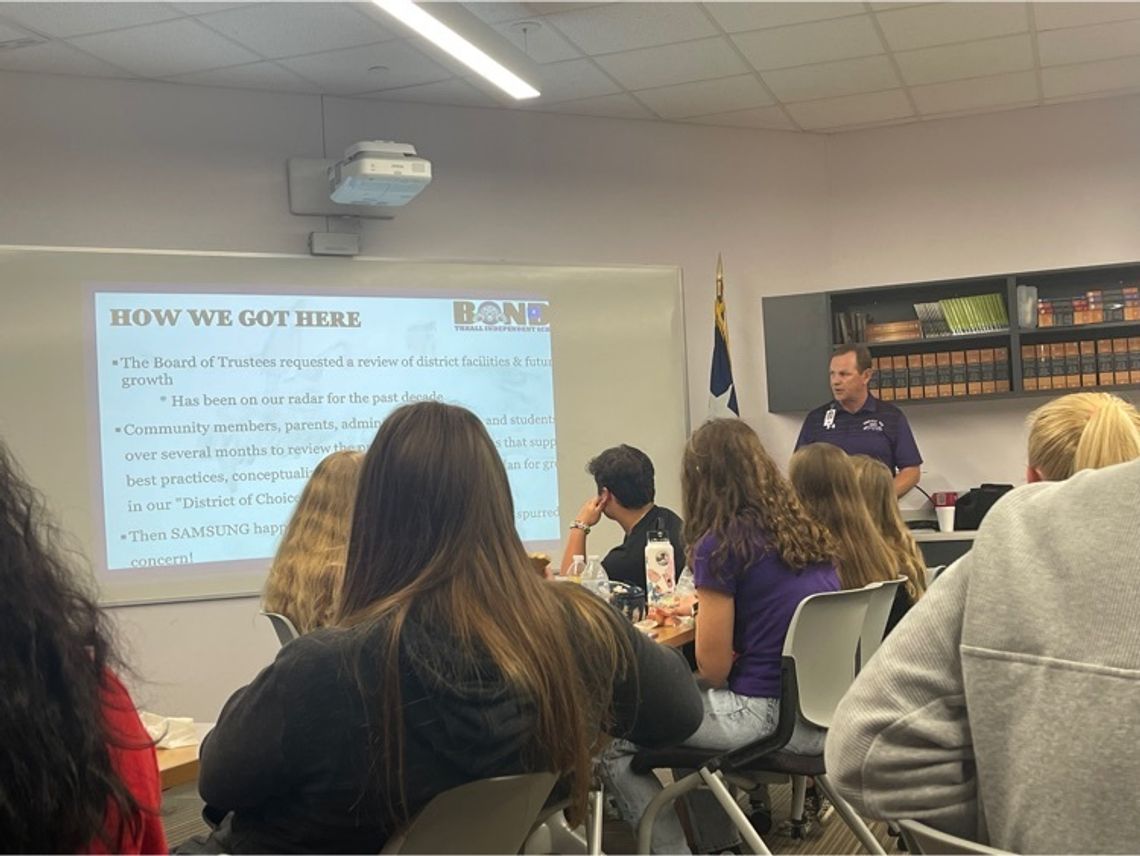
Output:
top-left (1, 1), bottom-right (1139, 133)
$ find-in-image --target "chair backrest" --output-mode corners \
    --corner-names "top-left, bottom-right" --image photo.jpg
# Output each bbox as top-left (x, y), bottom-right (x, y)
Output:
top-left (896, 819), bottom-right (1009, 855)
top-left (381, 772), bottom-right (559, 854)
top-left (260, 610), bottom-right (299, 646)
top-left (782, 587), bottom-right (873, 730)
top-left (859, 577), bottom-right (907, 669)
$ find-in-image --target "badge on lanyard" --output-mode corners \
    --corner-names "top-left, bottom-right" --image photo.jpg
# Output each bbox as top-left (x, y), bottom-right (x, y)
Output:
top-left (823, 406), bottom-right (836, 430)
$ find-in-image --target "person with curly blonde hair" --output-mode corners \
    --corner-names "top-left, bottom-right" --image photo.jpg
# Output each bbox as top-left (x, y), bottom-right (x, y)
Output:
top-left (262, 449), bottom-right (363, 634)
top-left (602, 419), bottom-right (840, 854)
top-left (1027, 391), bottom-right (1140, 482)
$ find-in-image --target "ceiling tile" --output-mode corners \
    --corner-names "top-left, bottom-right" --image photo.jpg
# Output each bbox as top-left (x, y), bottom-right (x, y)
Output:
top-left (785, 87), bottom-right (913, 129)
top-left (867, 2), bottom-right (930, 9)
top-left (685, 104), bottom-right (797, 130)
top-left (279, 41), bottom-right (452, 95)
top-left (543, 2), bottom-right (716, 55)
top-left (911, 69), bottom-right (1038, 114)
top-left (0, 3), bottom-right (181, 38)
top-left (1033, 2), bottom-right (1140, 31)
top-left (0, 38), bottom-right (135, 76)
top-left (534, 92), bottom-right (655, 118)
top-left (876, 3), bottom-right (1028, 51)
top-left (168, 3), bottom-right (252, 13)
top-left (67, 18), bottom-right (260, 77)
top-left (164, 60), bottom-right (322, 92)
top-left (704, 2), bottom-right (863, 33)
top-left (525, 56), bottom-right (620, 100)
top-left (365, 77), bottom-right (501, 106)
top-left (731, 15), bottom-right (883, 71)
top-left (1038, 18), bottom-right (1140, 67)
top-left (527, 2), bottom-right (612, 14)
top-left (196, 4), bottom-right (392, 59)
top-left (493, 18), bottom-right (580, 63)
top-left (1042, 55), bottom-right (1140, 99)
top-left (595, 37), bottom-right (747, 90)
top-left (895, 34), bottom-right (1033, 86)
top-left (460, 2), bottom-right (535, 24)
top-left (634, 74), bottom-right (773, 119)
top-left (762, 54), bottom-right (899, 103)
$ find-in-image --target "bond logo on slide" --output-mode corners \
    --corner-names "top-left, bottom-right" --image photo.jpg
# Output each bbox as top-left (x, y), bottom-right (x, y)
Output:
top-left (453, 300), bottom-right (549, 331)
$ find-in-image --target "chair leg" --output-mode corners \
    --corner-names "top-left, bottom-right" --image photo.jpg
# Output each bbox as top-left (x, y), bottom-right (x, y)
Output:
top-left (588, 787), bottom-right (604, 856)
top-left (635, 772), bottom-right (704, 855)
top-left (698, 769), bottom-right (772, 856)
top-left (790, 776), bottom-right (807, 822)
top-left (814, 775), bottom-right (886, 855)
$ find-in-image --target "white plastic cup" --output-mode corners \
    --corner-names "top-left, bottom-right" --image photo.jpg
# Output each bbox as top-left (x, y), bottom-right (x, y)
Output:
top-left (936, 506), bottom-right (956, 532)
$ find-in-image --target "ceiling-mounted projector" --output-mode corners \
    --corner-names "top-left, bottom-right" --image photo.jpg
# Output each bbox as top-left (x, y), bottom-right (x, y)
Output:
top-left (328, 141), bottom-right (432, 206)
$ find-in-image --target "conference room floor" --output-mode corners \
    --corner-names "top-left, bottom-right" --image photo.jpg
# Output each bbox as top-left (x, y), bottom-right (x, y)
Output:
top-left (161, 779), bottom-right (895, 854)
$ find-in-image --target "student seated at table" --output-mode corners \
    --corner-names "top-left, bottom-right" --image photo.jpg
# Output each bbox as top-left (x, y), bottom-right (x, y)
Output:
top-left (1026, 391), bottom-right (1140, 482)
top-left (262, 449), bottom-right (363, 633)
top-left (851, 455), bottom-right (926, 630)
top-left (789, 443), bottom-right (902, 625)
top-left (191, 402), bottom-right (703, 854)
top-left (0, 441), bottom-right (166, 854)
top-left (601, 419), bottom-right (839, 854)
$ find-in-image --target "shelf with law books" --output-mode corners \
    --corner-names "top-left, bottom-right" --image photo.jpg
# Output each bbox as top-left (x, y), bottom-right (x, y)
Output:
top-left (762, 262), bottom-right (1140, 413)
top-left (868, 346), bottom-right (1012, 405)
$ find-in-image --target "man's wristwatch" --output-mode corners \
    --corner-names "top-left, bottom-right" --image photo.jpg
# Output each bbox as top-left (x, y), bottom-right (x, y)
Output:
top-left (569, 521), bottom-right (591, 534)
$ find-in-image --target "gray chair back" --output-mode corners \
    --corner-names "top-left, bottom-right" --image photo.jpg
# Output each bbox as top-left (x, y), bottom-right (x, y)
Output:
top-left (859, 577), bottom-right (907, 670)
top-left (897, 819), bottom-right (1009, 855)
top-left (260, 610), bottom-right (299, 646)
top-left (783, 587), bottom-right (874, 730)
top-left (381, 772), bottom-right (559, 854)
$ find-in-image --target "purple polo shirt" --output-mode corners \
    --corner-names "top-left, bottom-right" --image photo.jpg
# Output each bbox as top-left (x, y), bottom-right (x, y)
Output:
top-left (692, 532), bottom-right (839, 699)
top-left (795, 394), bottom-right (922, 474)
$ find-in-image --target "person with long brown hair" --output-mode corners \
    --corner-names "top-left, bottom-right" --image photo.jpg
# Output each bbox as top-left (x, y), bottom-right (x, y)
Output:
top-left (192, 402), bottom-right (702, 853)
top-left (262, 448), bottom-right (363, 633)
top-left (602, 419), bottom-right (839, 854)
top-left (0, 439), bottom-right (166, 854)
top-left (789, 442), bottom-right (898, 592)
top-left (851, 455), bottom-right (926, 601)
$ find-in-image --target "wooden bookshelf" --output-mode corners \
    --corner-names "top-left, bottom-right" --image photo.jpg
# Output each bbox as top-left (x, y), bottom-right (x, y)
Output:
top-left (762, 261), bottom-right (1140, 412)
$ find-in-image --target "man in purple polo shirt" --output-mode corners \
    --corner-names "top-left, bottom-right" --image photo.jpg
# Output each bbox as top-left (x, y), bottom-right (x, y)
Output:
top-left (795, 344), bottom-right (923, 496)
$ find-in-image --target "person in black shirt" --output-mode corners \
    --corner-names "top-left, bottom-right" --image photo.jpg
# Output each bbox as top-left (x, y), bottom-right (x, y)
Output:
top-left (559, 444), bottom-right (686, 590)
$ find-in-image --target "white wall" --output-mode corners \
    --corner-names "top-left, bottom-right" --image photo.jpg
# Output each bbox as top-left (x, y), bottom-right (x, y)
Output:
top-left (4, 69), bottom-right (1139, 718)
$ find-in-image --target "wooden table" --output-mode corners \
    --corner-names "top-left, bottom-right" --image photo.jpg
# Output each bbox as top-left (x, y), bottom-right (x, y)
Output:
top-left (156, 722), bottom-right (214, 790)
top-left (646, 621), bottom-right (695, 648)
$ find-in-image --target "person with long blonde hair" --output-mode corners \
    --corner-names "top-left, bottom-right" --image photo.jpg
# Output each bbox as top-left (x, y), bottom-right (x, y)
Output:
top-left (603, 419), bottom-right (840, 854)
top-left (851, 455), bottom-right (926, 605)
top-left (789, 443), bottom-right (897, 592)
top-left (194, 402), bottom-right (702, 853)
top-left (262, 449), bottom-right (363, 634)
top-left (1027, 392), bottom-right (1140, 482)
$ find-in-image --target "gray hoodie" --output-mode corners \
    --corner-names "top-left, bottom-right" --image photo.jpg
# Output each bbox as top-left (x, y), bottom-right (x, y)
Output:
top-left (825, 458), bottom-right (1140, 854)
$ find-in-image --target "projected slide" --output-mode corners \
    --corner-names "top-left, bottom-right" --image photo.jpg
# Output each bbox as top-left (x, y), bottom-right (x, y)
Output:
top-left (93, 291), bottom-right (558, 570)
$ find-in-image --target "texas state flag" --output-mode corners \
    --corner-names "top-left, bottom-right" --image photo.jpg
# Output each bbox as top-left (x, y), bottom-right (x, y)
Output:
top-left (708, 254), bottom-right (739, 419)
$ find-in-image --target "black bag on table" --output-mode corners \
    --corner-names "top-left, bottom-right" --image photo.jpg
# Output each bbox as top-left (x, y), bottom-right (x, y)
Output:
top-left (954, 483), bottom-right (1014, 531)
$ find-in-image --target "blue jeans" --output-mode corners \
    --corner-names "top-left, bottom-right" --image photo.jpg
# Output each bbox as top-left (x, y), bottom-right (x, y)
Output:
top-left (600, 687), bottom-right (826, 854)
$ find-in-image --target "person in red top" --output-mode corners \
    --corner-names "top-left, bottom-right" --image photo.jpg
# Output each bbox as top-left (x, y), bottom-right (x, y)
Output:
top-left (0, 440), bottom-right (166, 854)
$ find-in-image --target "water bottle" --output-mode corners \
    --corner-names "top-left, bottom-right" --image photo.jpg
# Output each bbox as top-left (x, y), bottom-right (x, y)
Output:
top-left (644, 520), bottom-right (676, 606)
top-left (563, 554), bottom-right (586, 584)
top-left (581, 554), bottom-right (611, 602)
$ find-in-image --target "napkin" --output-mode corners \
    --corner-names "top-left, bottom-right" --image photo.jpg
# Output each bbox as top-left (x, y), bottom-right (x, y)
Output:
top-left (139, 711), bottom-right (199, 749)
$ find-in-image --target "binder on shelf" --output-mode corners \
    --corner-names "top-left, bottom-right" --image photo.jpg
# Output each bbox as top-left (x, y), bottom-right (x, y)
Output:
top-left (1080, 341), bottom-right (1098, 388)
top-left (1064, 341), bottom-right (1081, 389)
top-left (965, 349), bottom-right (982, 396)
top-left (951, 351), bottom-right (967, 396)
top-left (994, 346), bottom-right (1010, 392)
top-left (1021, 344), bottom-right (1037, 391)
top-left (1049, 343), bottom-right (1066, 389)
top-left (869, 357), bottom-right (880, 396)
top-left (1114, 338), bottom-right (1130, 385)
top-left (1130, 337), bottom-right (1140, 384)
top-left (1036, 344), bottom-right (1053, 390)
top-left (922, 352), bottom-right (939, 398)
top-left (893, 355), bottom-right (909, 400)
top-left (876, 357), bottom-right (894, 400)
top-left (979, 348), bottom-right (996, 394)
top-left (1097, 338), bottom-right (1115, 386)
top-left (936, 352), bottom-right (953, 398)
top-left (908, 353), bottom-right (925, 399)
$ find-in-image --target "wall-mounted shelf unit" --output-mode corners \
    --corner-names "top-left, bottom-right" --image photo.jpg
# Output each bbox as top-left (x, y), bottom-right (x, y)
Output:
top-left (762, 261), bottom-right (1140, 413)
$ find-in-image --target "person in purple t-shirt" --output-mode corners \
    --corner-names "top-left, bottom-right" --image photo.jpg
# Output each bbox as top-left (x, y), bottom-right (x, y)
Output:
top-left (601, 419), bottom-right (840, 854)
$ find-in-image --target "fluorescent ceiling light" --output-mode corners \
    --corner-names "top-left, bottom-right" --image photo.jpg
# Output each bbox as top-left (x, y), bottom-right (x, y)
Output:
top-left (372, 0), bottom-right (540, 100)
